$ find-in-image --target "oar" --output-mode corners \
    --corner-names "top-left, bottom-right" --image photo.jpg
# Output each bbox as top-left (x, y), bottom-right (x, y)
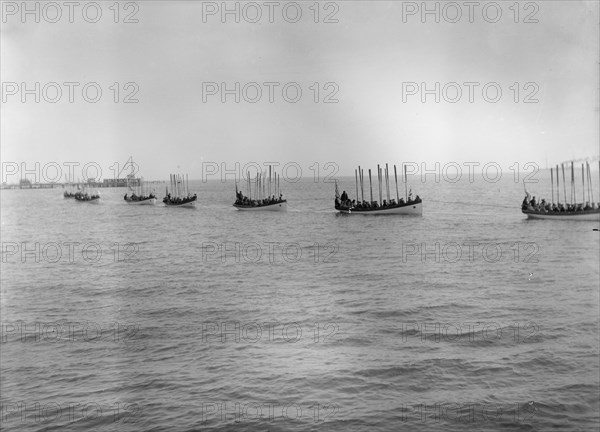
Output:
top-left (359, 166), bottom-right (364, 203)
top-left (556, 164), bottom-right (560, 204)
top-left (369, 169), bottom-right (373, 204)
top-left (587, 161), bottom-right (594, 205)
top-left (355, 168), bottom-right (359, 204)
top-left (571, 162), bottom-right (575, 205)
top-left (561, 163), bottom-right (567, 205)
top-left (550, 168), bottom-right (554, 204)
top-left (404, 164), bottom-right (408, 200)
top-left (394, 165), bottom-right (399, 202)
top-left (377, 164), bottom-right (382, 206)
top-left (385, 163), bottom-right (390, 202)
top-left (581, 163), bottom-right (585, 206)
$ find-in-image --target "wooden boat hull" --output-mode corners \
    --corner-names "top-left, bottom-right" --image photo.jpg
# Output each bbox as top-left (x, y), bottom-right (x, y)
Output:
top-left (233, 201), bottom-right (287, 212)
top-left (337, 202), bottom-right (422, 215)
top-left (75, 197), bottom-right (100, 203)
top-left (164, 202), bottom-right (196, 207)
top-left (164, 198), bottom-right (196, 207)
top-left (125, 198), bottom-right (157, 205)
top-left (522, 209), bottom-right (600, 221)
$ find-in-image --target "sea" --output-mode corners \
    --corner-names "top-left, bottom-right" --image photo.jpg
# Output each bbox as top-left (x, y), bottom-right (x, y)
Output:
top-left (1, 171), bottom-right (599, 431)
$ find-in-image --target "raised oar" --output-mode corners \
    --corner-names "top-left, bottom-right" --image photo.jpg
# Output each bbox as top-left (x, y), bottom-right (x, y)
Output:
top-left (369, 169), bottom-right (373, 204)
top-left (355, 168), bottom-right (359, 204)
top-left (588, 161), bottom-right (594, 205)
top-left (377, 164), bottom-right (382, 206)
top-left (359, 166), bottom-right (364, 203)
top-left (571, 162), bottom-right (575, 205)
top-left (404, 164), bottom-right (408, 201)
top-left (394, 165), bottom-right (399, 202)
top-left (585, 161), bottom-right (594, 204)
top-left (380, 166), bottom-right (383, 205)
top-left (550, 168), bottom-right (554, 204)
top-left (581, 164), bottom-right (585, 206)
top-left (385, 163), bottom-right (390, 202)
top-left (556, 164), bottom-right (560, 204)
top-left (561, 163), bottom-right (567, 205)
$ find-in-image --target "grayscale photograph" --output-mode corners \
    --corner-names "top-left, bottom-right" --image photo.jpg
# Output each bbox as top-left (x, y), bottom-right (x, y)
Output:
top-left (1, 1), bottom-right (599, 430)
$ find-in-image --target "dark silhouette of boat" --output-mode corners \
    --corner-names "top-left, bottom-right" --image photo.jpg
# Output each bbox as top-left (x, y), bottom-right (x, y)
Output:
top-left (74, 189), bottom-right (100, 203)
top-left (522, 161), bottom-right (599, 221)
top-left (335, 164), bottom-right (423, 215)
top-left (163, 174), bottom-right (196, 207)
top-left (234, 166), bottom-right (287, 212)
top-left (124, 177), bottom-right (157, 205)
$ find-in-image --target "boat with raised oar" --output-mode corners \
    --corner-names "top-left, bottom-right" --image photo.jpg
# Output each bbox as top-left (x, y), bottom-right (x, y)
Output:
top-left (125, 194), bottom-right (157, 205)
top-left (124, 176), bottom-right (157, 205)
top-left (335, 163), bottom-right (423, 215)
top-left (63, 174), bottom-right (78, 198)
top-left (63, 189), bottom-right (76, 199)
top-left (233, 165), bottom-right (287, 212)
top-left (522, 161), bottom-right (600, 221)
top-left (163, 173), bottom-right (197, 207)
top-left (74, 187), bottom-right (100, 203)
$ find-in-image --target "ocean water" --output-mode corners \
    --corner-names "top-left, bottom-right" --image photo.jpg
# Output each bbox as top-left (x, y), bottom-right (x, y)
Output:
top-left (1, 172), bottom-right (599, 431)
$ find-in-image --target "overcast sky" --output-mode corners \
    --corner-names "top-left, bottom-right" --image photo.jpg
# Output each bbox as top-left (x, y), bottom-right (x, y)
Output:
top-left (1, 1), bottom-right (598, 181)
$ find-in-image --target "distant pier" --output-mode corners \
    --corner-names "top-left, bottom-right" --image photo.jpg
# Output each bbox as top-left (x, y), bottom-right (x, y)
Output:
top-left (0, 177), bottom-right (161, 190)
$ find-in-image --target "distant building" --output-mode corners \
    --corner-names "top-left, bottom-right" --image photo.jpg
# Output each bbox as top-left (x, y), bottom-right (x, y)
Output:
top-left (103, 175), bottom-right (140, 187)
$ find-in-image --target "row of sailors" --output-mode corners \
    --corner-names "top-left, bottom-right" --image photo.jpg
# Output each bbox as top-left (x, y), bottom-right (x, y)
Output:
top-left (164, 193), bottom-right (197, 204)
top-left (337, 190), bottom-right (421, 209)
top-left (124, 193), bottom-right (156, 201)
top-left (235, 191), bottom-right (284, 206)
top-left (522, 196), bottom-right (597, 212)
top-left (75, 192), bottom-right (99, 200)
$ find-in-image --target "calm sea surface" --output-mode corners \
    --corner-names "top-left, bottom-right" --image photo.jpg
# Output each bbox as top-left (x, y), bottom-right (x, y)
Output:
top-left (1, 172), bottom-right (599, 431)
